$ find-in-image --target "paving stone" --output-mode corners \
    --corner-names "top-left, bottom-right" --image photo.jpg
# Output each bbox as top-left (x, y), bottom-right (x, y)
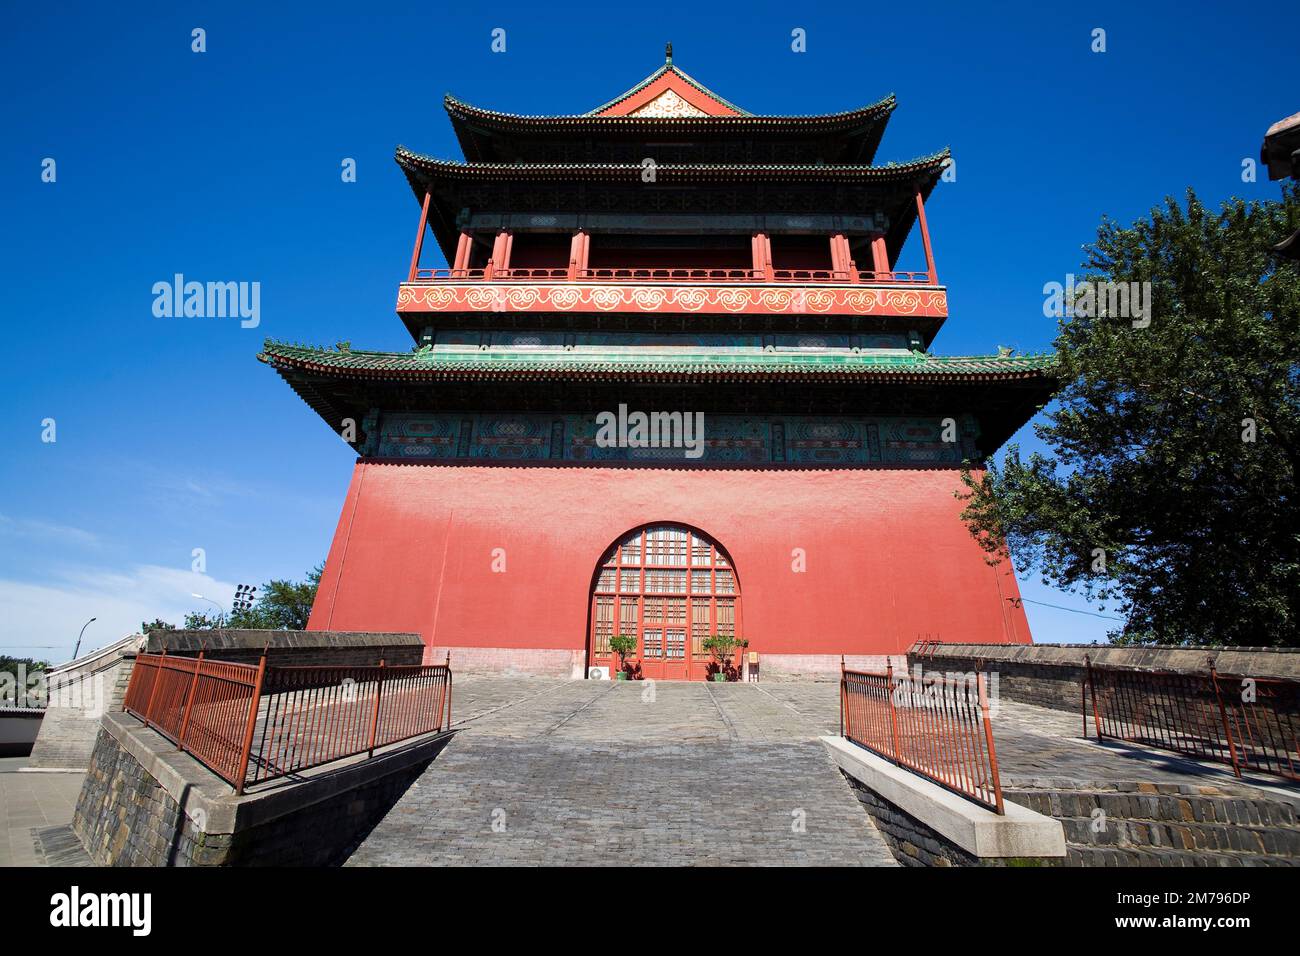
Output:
top-left (13, 675), bottom-right (1299, 867)
top-left (0, 765), bottom-right (85, 868)
top-left (348, 677), bottom-right (894, 867)
top-left (352, 677), bottom-right (1300, 867)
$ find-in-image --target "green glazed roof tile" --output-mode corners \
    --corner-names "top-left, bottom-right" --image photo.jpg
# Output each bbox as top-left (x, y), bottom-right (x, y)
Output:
top-left (259, 340), bottom-right (1056, 380)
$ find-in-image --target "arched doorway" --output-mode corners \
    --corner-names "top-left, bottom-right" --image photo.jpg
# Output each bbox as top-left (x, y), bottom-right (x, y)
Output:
top-left (588, 524), bottom-right (740, 681)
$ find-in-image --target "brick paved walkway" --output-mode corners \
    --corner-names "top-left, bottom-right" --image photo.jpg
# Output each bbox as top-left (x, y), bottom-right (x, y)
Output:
top-left (349, 677), bottom-right (1300, 867)
top-left (991, 700), bottom-right (1300, 799)
top-left (8, 678), bottom-right (1294, 867)
top-left (0, 758), bottom-right (85, 867)
top-left (347, 678), bottom-right (898, 866)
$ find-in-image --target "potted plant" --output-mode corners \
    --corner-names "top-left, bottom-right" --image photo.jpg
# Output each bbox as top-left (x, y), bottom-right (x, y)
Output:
top-left (608, 633), bottom-right (638, 680)
top-left (702, 634), bottom-right (740, 682)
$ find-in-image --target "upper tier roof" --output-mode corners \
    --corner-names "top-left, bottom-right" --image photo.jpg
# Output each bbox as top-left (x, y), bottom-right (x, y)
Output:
top-left (587, 49), bottom-right (750, 116)
top-left (444, 49), bottom-right (897, 165)
top-left (395, 147), bottom-right (950, 266)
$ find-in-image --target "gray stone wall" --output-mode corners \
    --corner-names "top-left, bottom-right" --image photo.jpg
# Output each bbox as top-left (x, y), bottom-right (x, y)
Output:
top-left (74, 726), bottom-right (203, 866)
top-left (147, 629), bottom-right (425, 667)
top-left (1005, 782), bottom-right (1300, 867)
top-left (839, 773), bottom-right (1053, 867)
top-left (840, 769), bottom-right (1300, 867)
top-left (73, 719), bottom-right (446, 866)
top-left (841, 773), bottom-right (982, 866)
top-left (906, 643), bottom-right (1300, 714)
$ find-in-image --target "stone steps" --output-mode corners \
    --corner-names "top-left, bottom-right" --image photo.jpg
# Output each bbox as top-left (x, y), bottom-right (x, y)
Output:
top-left (1066, 844), bottom-right (1296, 867)
top-left (1005, 784), bottom-right (1300, 866)
top-left (1056, 814), bottom-right (1300, 856)
top-left (1005, 786), bottom-right (1300, 827)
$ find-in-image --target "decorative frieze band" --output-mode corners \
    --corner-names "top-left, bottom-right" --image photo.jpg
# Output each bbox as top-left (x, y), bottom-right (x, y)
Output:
top-left (396, 283), bottom-right (948, 318)
top-left (370, 411), bottom-right (979, 466)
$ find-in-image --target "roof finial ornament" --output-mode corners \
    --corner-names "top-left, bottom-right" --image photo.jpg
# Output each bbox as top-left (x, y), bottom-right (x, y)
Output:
top-left (665, 42), bottom-right (673, 65)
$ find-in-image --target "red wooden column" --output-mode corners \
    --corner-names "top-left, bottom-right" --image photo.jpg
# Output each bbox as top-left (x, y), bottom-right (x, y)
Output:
top-left (488, 231), bottom-right (512, 278)
top-left (751, 232), bottom-right (773, 280)
top-left (452, 230), bottom-right (473, 276)
top-left (406, 190), bottom-right (432, 282)
top-left (915, 188), bottom-right (938, 284)
top-left (870, 235), bottom-right (890, 278)
top-left (829, 234), bottom-right (858, 281)
top-left (486, 229), bottom-right (512, 279)
top-left (828, 234), bottom-right (845, 275)
top-left (568, 229), bottom-right (589, 280)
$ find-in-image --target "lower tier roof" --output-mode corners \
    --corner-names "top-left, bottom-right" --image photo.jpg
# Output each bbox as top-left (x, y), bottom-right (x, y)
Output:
top-left (259, 340), bottom-right (1056, 458)
top-left (260, 340), bottom-right (1051, 381)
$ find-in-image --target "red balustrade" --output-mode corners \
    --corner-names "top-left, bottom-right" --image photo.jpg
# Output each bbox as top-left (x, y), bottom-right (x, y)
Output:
top-left (408, 266), bottom-right (937, 285)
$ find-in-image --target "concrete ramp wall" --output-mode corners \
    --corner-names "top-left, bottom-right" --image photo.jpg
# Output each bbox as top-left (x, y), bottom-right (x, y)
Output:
top-left (27, 629), bottom-right (424, 771)
top-left (26, 635), bottom-right (142, 770)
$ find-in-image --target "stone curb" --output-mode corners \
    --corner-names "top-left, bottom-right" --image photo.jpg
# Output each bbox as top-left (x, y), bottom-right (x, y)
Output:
top-left (822, 735), bottom-right (1066, 858)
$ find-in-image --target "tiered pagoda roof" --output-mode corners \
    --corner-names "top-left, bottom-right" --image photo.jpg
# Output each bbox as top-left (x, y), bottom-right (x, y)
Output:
top-left (261, 49), bottom-right (1058, 461)
top-left (445, 53), bottom-right (897, 164)
top-left (401, 48), bottom-right (945, 266)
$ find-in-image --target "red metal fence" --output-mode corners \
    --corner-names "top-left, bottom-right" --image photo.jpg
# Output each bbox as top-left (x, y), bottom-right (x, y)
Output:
top-left (840, 661), bottom-right (1004, 813)
top-left (1084, 659), bottom-right (1299, 782)
top-left (122, 651), bottom-right (263, 787)
top-left (249, 663), bottom-right (453, 786)
top-left (123, 651), bottom-right (453, 793)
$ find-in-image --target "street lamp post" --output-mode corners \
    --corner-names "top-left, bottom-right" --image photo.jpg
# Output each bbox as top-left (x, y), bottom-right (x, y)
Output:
top-left (73, 617), bottom-right (97, 661)
top-left (190, 593), bottom-right (226, 624)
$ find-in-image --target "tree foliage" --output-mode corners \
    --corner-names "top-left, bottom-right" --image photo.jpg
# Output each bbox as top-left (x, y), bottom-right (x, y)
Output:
top-left (0, 656), bottom-right (47, 706)
top-left (181, 565), bottom-right (323, 631)
top-left (0, 656), bottom-right (48, 677)
top-left (961, 185), bottom-right (1300, 646)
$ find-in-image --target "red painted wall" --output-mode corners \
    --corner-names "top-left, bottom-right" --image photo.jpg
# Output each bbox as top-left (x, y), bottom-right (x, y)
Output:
top-left (308, 462), bottom-right (1033, 661)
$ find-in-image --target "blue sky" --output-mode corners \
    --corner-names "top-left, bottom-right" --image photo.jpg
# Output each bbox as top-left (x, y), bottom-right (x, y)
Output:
top-left (2, 1), bottom-right (1294, 659)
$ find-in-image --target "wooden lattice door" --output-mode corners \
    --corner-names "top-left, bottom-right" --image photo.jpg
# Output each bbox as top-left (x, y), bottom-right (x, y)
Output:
top-left (589, 525), bottom-right (739, 681)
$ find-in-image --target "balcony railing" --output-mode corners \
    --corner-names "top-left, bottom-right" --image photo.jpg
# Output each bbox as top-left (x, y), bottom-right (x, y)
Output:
top-left (409, 267), bottom-right (935, 285)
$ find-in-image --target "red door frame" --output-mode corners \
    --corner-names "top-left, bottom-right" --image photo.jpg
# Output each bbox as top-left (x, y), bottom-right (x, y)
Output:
top-left (587, 524), bottom-right (742, 681)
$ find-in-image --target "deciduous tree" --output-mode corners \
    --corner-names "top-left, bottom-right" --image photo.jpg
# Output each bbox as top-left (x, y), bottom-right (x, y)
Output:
top-left (962, 185), bottom-right (1300, 646)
